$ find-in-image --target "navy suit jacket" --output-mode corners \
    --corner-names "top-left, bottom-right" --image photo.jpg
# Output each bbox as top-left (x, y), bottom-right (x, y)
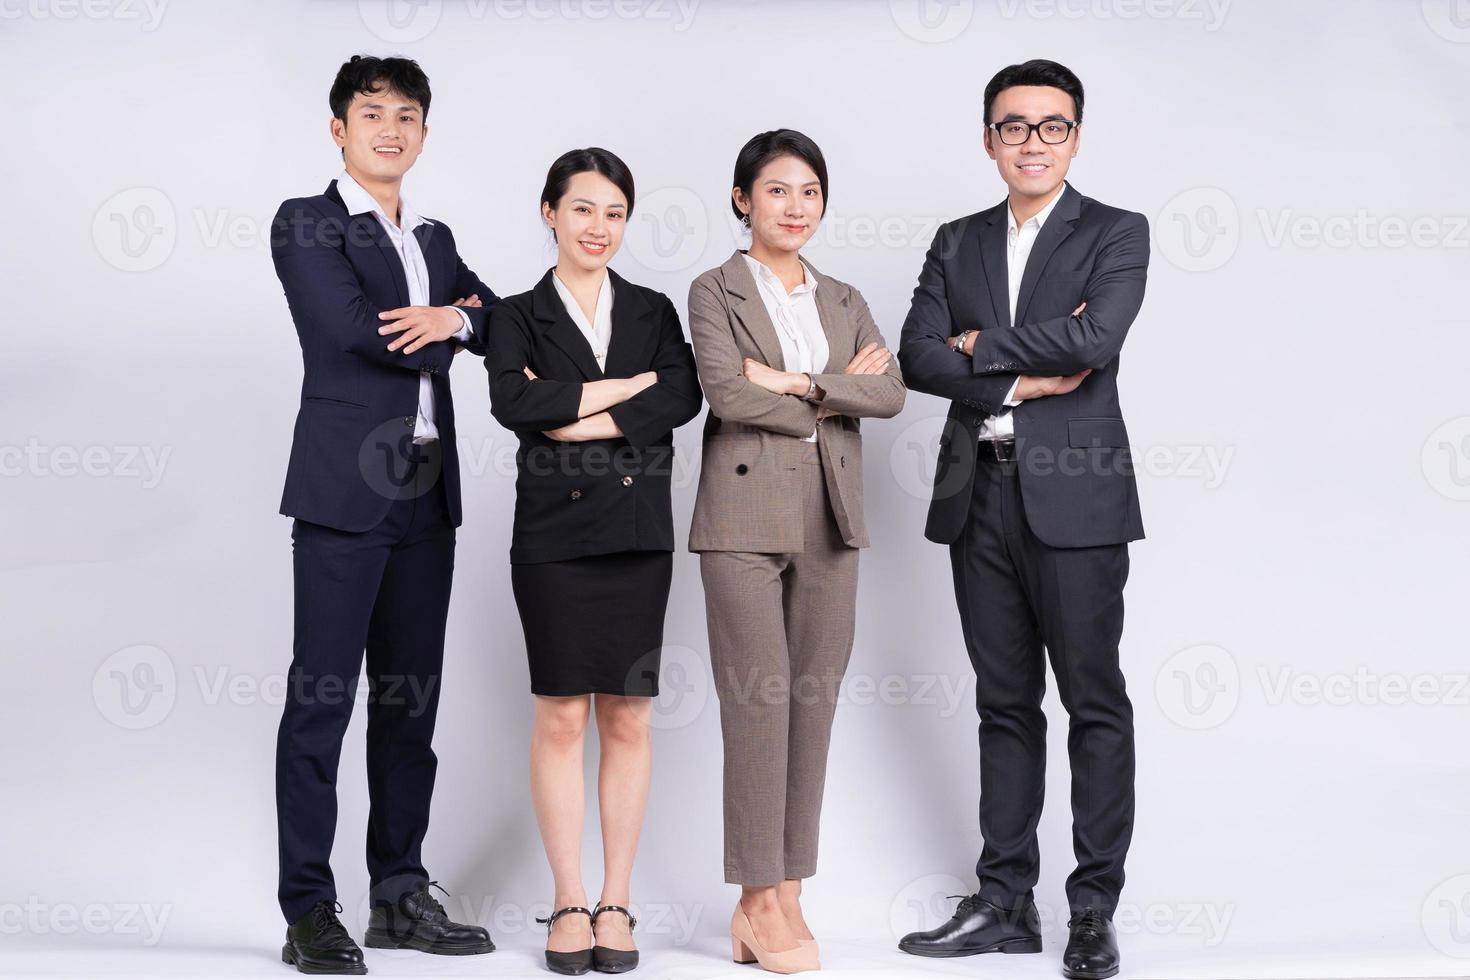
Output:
top-left (898, 183), bottom-right (1149, 549)
top-left (271, 180), bottom-right (497, 532)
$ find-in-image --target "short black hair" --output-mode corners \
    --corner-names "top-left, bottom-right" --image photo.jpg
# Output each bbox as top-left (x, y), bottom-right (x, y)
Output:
top-left (540, 148), bottom-right (637, 237)
top-left (983, 59), bottom-right (1084, 126)
top-left (330, 55), bottom-right (432, 123)
top-left (731, 129), bottom-right (829, 224)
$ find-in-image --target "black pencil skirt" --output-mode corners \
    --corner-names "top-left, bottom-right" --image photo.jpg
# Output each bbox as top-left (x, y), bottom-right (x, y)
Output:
top-left (510, 549), bottom-right (673, 697)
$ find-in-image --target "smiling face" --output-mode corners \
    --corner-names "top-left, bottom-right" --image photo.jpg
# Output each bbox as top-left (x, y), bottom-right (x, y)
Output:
top-left (734, 154), bottom-right (824, 256)
top-left (543, 170), bottom-right (628, 273)
top-left (331, 86), bottom-right (426, 184)
top-left (984, 84), bottom-right (1080, 207)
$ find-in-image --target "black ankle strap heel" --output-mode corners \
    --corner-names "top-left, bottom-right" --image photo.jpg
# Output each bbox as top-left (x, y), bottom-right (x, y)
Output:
top-left (536, 906), bottom-right (594, 976)
top-left (591, 905), bottom-right (639, 974)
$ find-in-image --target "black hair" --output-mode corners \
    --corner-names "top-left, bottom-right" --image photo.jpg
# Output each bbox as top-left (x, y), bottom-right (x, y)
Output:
top-left (540, 148), bottom-right (637, 238)
top-left (329, 55), bottom-right (432, 123)
top-left (982, 59), bottom-right (1084, 126)
top-left (731, 129), bottom-right (829, 225)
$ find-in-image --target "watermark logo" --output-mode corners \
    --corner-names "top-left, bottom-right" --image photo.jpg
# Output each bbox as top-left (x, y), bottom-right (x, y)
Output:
top-left (889, 873), bottom-right (972, 941)
top-left (625, 186), bottom-right (709, 273)
top-left (889, 0), bottom-right (973, 42)
top-left (1422, 416), bottom-right (1470, 501)
top-left (643, 643), bottom-right (711, 731)
top-left (1154, 643), bottom-right (1239, 730)
top-left (1423, 873), bottom-right (1470, 957)
top-left (1422, 0), bottom-right (1470, 42)
top-left (1155, 187), bottom-right (1239, 272)
top-left (93, 187), bottom-right (176, 273)
top-left (92, 645), bottom-right (176, 730)
top-left (358, 0), bottom-right (442, 42)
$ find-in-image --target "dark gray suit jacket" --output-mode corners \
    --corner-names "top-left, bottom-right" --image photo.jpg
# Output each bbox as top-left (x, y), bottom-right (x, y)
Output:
top-left (898, 182), bottom-right (1148, 549)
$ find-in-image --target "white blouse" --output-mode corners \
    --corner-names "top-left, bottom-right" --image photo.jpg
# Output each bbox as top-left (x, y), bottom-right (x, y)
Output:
top-left (551, 270), bottom-right (614, 371)
top-left (743, 253), bottom-right (829, 442)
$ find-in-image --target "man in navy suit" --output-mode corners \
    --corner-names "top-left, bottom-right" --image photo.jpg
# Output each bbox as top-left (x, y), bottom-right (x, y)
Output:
top-left (897, 60), bottom-right (1149, 980)
top-left (269, 55), bottom-right (497, 974)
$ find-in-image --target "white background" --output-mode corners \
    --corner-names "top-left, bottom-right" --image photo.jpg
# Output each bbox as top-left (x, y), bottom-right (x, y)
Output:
top-left (3, 1), bottom-right (1469, 977)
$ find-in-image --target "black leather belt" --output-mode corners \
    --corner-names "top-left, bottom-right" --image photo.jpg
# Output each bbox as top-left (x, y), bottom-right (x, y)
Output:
top-left (976, 438), bottom-right (1018, 462)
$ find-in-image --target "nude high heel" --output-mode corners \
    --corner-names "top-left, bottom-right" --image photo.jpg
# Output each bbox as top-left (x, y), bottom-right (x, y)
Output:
top-left (730, 904), bottom-right (820, 973)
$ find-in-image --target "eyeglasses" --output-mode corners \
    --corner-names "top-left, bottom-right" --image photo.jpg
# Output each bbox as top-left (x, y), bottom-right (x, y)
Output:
top-left (988, 119), bottom-right (1078, 146)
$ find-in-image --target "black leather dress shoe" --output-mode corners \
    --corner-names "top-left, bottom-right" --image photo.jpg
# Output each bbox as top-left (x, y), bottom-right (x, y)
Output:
top-left (591, 904), bottom-right (639, 973)
top-left (282, 900), bottom-right (367, 975)
top-left (898, 893), bottom-right (1042, 957)
top-left (363, 881), bottom-right (495, 956)
top-left (1062, 907), bottom-right (1120, 979)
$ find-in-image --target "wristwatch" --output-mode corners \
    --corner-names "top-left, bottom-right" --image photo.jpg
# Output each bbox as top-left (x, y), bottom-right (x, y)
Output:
top-left (802, 372), bottom-right (819, 401)
top-left (955, 330), bottom-right (973, 355)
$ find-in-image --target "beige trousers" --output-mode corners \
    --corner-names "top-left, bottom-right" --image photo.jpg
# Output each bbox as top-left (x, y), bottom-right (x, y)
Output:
top-left (698, 441), bottom-right (860, 885)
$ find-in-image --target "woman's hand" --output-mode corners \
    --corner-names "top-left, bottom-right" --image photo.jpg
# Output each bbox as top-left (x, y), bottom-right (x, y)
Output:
top-left (542, 411), bottom-right (622, 442)
top-left (626, 370), bottom-right (658, 399)
top-left (844, 341), bottom-right (891, 375)
top-left (742, 357), bottom-right (807, 395)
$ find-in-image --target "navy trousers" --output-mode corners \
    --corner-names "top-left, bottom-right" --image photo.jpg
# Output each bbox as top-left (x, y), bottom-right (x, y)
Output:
top-left (275, 442), bottom-right (454, 924)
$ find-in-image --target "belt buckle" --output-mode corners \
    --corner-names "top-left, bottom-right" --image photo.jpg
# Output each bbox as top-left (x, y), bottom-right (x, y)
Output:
top-left (983, 439), bottom-right (1017, 462)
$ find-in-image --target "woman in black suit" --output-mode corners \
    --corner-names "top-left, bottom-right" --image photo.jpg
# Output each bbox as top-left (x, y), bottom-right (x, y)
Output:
top-left (485, 148), bottom-right (702, 975)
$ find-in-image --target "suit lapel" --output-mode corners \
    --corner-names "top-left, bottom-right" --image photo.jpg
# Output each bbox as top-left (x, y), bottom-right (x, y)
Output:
top-left (532, 269), bottom-right (605, 381)
top-left (722, 252), bottom-right (788, 371)
top-left (1012, 183), bottom-right (1081, 330)
top-left (805, 259), bottom-right (845, 374)
top-left (412, 223), bottom-right (442, 305)
top-left (327, 180), bottom-right (411, 309)
top-left (977, 204), bottom-right (1012, 330)
top-left (602, 269), bottom-right (654, 378)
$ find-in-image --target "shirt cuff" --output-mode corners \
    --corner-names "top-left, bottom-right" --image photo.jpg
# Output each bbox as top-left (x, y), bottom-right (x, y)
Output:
top-left (451, 307), bottom-right (475, 343)
top-left (1002, 376), bottom-right (1022, 408)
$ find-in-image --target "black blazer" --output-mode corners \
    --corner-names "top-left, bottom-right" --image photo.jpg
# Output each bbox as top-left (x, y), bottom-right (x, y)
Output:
top-left (271, 179), bottom-right (497, 532)
top-left (898, 182), bottom-right (1148, 549)
top-left (484, 268), bottom-right (703, 564)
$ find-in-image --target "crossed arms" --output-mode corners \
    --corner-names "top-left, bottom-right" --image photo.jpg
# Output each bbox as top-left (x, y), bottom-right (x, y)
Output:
top-left (485, 295), bottom-right (702, 445)
top-left (898, 212), bottom-right (1148, 413)
top-left (686, 278), bottom-right (905, 439)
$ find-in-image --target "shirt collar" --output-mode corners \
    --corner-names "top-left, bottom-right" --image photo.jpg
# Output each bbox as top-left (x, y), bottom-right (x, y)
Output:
top-left (743, 252), bottom-right (817, 299)
top-left (336, 168), bottom-right (431, 232)
top-left (1007, 183), bottom-right (1065, 237)
top-left (550, 269), bottom-right (614, 329)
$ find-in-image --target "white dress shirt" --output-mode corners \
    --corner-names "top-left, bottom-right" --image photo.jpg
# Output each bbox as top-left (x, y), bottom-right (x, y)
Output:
top-left (743, 253), bottom-right (829, 443)
top-left (976, 184), bottom-right (1065, 442)
top-left (335, 169), bottom-right (474, 444)
top-left (551, 270), bottom-right (614, 371)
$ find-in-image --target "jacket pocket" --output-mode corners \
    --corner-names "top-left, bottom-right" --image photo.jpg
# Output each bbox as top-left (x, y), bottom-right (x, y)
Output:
top-left (1067, 417), bottom-right (1129, 448)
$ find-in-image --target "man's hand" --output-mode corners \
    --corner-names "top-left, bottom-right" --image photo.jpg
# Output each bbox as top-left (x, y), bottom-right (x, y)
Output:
top-left (845, 341), bottom-right (892, 375)
top-left (379, 305), bottom-right (465, 355)
top-left (1015, 369), bottom-right (1092, 400)
top-left (742, 357), bottom-right (808, 396)
top-left (948, 302), bottom-right (1086, 357)
top-left (454, 294), bottom-right (483, 308)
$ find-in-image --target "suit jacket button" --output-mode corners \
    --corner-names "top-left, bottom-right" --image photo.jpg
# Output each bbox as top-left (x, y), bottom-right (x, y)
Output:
top-left (735, 463), bottom-right (749, 475)
top-left (621, 476), bottom-right (633, 487)
top-left (840, 456), bottom-right (846, 467)
top-left (403, 416), bottom-right (414, 427)
top-left (570, 489), bottom-right (582, 500)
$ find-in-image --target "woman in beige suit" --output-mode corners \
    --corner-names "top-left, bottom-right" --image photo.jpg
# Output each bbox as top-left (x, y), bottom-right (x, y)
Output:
top-left (687, 130), bottom-right (906, 974)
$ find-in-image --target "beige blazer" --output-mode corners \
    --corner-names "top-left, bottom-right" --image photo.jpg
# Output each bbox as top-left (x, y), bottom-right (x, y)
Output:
top-left (688, 251), bottom-right (906, 553)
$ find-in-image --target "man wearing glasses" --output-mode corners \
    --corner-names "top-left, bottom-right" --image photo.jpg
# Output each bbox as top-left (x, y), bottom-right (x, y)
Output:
top-left (897, 60), bottom-right (1149, 980)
